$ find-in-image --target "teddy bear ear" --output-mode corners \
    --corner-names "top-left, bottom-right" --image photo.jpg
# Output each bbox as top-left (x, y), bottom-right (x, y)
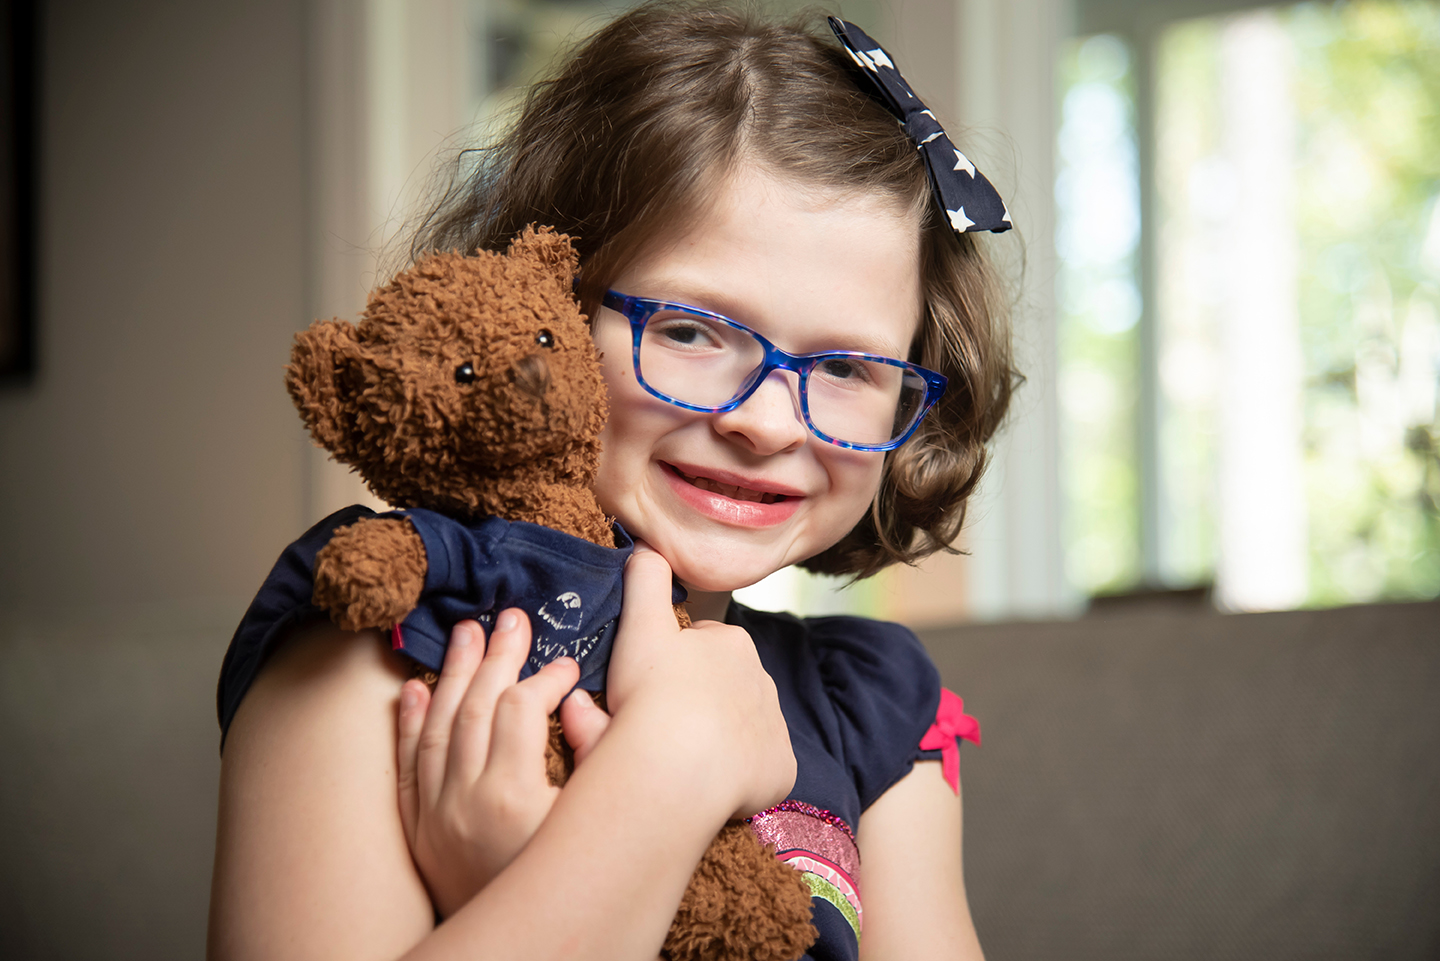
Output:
top-left (506, 225), bottom-right (580, 298)
top-left (286, 319), bottom-right (362, 463)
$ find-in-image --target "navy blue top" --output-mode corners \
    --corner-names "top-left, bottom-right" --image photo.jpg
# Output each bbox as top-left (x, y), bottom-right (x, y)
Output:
top-left (730, 603), bottom-right (944, 961)
top-left (217, 513), bottom-right (956, 961)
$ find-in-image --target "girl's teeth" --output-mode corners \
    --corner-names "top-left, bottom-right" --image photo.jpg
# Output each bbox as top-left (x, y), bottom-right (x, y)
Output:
top-left (680, 470), bottom-right (783, 505)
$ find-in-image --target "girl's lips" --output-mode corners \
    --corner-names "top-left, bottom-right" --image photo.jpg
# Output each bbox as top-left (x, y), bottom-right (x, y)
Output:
top-left (660, 462), bottom-right (804, 527)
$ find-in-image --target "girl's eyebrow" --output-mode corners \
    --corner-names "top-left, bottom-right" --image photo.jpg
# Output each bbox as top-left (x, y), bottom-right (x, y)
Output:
top-left (635, 280), bottom-right (911, 359)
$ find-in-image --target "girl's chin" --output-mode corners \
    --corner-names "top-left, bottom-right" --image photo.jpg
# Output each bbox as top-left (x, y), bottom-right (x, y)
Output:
top-left (671, 565), bottom-right (764, 595)
top-left (666, 552), bottom-right (790, 596)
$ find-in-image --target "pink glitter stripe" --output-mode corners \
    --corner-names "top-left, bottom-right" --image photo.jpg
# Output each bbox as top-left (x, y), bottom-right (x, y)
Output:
top-left (750, 799), bottom-right (856, 842)
top-left (749, 804), bottom-right (861, 889)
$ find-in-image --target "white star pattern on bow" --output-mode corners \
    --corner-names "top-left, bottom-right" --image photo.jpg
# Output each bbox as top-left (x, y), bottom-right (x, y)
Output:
top-left (952, 149), bottom-right (976, 177)
top-left (915, 111), bottom-right (942, 144)
top-left (828, 16), bottom-right (1012, 234)
top-left (866, 47), bottom-right (894, 69)
top-left (845, 47), bottom-right (874, 71)
top-left (947, 207), bottom-right (976, 232)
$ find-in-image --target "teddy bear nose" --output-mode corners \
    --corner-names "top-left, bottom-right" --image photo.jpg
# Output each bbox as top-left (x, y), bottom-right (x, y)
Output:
top-left (511, 352), bottom-right (552, 398)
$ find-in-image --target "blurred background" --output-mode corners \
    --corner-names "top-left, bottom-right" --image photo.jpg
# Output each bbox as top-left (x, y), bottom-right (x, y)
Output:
top-left (0, 0), bottom-right (1435, 958)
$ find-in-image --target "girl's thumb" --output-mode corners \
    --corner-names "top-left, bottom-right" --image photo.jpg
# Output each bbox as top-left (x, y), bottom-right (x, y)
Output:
top-left (560, 689), bottom-right (612, 766)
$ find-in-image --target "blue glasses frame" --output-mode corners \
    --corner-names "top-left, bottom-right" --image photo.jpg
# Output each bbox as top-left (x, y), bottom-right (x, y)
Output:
top-left (601, 290), bottom-right (947, 452)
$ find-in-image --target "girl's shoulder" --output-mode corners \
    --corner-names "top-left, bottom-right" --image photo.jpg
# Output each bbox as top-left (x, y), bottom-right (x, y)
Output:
top-left (729, 602), bottom-right (943, 812)
top-left (729, 601), bottom-right (939, 696)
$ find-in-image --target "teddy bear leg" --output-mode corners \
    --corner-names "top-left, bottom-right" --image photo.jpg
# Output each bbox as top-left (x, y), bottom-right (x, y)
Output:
top-left (661, 823), bottom-right (817, 961)
top-left (313, 517), bottom-right (427, 632)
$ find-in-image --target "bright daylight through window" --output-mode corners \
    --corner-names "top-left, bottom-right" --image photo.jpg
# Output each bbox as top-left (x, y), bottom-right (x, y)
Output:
top-left (1058, 0), bottom-right (1440, 610)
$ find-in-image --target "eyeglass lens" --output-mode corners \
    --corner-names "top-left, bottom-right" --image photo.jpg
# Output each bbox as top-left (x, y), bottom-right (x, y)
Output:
top-left (637, 309), bottom-right (928, 447)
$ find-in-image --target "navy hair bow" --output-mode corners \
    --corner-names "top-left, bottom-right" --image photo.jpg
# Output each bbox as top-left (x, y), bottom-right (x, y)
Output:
top-left (828, 17), bottom-right (1012, 236)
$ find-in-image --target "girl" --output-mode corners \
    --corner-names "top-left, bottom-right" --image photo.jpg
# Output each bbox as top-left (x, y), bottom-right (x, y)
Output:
top-left (208, 4), bottom-right (1014, 960)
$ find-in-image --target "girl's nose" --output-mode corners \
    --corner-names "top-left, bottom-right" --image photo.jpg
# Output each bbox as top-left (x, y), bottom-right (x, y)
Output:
top-left (711, 370), bottom-right (809, 455)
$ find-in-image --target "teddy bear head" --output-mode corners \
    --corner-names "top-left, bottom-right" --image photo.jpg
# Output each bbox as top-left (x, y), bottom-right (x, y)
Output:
top-left (286, 227), bottom-right (607, 519)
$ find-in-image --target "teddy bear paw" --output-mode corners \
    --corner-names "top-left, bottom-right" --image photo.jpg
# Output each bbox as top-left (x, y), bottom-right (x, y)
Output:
top-left (312, 517), bottom-right (427, 632)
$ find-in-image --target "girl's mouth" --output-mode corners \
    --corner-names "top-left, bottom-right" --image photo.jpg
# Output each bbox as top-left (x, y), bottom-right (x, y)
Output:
top-left (670, 466), bottom-right (788, 504)
top-left (659, 462), bottom-right (803, 528)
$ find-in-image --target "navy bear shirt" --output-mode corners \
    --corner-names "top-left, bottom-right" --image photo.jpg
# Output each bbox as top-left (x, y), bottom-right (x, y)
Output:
top-left (217, 509), bottom-right (970, 961)
top-left (218, 504), bottom-right (680, 739)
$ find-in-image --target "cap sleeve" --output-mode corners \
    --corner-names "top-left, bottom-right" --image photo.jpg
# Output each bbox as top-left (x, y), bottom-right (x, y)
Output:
top-left (808, 616), bottom-right (944, 811)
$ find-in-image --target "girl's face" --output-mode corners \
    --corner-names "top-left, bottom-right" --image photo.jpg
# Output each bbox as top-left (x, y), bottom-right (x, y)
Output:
top-left (591, 166), bottom-right (923, 608)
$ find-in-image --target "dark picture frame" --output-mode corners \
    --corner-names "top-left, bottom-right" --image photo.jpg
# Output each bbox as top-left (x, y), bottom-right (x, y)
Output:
top-left (2, 0), bottom-right (38, 382)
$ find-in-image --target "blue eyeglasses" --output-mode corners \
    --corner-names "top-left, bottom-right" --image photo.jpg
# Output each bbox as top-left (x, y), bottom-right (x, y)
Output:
top-left (601, 290), bottom-right (947, 452)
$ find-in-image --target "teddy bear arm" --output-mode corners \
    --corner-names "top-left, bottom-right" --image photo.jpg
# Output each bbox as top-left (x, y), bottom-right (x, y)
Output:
top-left (313, 517), bottom-right (427, 632)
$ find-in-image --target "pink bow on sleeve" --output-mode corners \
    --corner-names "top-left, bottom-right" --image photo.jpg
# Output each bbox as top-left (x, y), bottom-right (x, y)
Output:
top-left (918, 687), bottom-right (981, 795)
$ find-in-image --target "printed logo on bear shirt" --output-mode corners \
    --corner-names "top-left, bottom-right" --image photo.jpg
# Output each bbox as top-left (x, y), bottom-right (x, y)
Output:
top-left (538, 591), bottom-right (584, 630)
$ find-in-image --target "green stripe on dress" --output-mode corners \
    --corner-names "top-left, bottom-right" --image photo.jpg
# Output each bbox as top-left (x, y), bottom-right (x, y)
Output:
top-left (802, 872), bottom-right (861, 941)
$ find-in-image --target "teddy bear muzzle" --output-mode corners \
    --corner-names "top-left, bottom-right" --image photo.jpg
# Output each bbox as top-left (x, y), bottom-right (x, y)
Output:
top-left (510, 351), bottom-right (552, 399)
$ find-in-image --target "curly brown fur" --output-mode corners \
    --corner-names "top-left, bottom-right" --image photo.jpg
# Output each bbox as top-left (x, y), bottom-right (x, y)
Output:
top-left (663, 823), bottom-right (818, 961)
top-left (313, 518), bottom-right (426, 631)
top-left (287, 227), bottom-right (613, 545)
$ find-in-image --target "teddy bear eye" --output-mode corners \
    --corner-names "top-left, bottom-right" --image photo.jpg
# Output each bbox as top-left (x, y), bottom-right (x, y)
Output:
top-left (454, 362), bottom-right (476, 385)
top-left (536, 329), bottom-right (555, 349)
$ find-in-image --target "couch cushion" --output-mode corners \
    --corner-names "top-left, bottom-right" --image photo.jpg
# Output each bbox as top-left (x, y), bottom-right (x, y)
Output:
top-left (920, 600), bottom-right (1440, 961)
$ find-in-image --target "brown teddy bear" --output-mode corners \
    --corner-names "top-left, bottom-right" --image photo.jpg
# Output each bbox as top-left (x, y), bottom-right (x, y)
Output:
top-left (284, 226), bottom-right (816, 961)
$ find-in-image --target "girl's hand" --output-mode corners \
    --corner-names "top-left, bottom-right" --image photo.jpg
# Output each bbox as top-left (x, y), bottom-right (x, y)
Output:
top-left (395, 613), bottom-right (610, 918)
top-left (604, 545), bottom-right (796, 819)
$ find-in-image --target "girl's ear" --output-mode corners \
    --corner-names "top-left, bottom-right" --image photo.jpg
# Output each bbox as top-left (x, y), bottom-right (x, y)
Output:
top-left (285, 319), bottom-right (363, 463)
top-left (506, 224), bottom-right (581, 299)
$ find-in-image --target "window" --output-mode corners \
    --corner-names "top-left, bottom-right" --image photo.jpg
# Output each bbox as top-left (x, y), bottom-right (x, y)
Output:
top-left (1058, 0), bottom-right (1440, 610)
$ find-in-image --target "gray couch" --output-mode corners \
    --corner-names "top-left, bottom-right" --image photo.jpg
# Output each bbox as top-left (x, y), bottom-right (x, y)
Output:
top-left (921, 599), bottom-right (1440, 961)
top-left (1, 600), bottom-right (1435, 959)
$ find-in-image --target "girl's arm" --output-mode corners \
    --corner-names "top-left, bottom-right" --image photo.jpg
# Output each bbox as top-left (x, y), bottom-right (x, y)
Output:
top-left (208, 619), bottom-right (435, 961)
top-left (855, 760), bottom-right (985, 961)
top-left (208, 548), bottom-right (794, 961)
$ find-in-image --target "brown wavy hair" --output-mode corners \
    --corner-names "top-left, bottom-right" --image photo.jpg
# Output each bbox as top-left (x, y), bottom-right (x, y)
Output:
top-left (410, 0), bottom-right (1017, 579)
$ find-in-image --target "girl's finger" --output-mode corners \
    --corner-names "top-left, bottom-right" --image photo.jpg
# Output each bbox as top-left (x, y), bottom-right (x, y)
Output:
top-left (609, 545), bottom-right (687, 712)
top-left (417, 620), bottom-right (485, 802)
top-left (559, 688), bottom-right (611, 766)
top-left (448, 609), bottom-right (534, 784)
top-left (395, 678), bottom-right (432, 848)
top-left (483, 657), bottom-right (580, 786)
top-left (616, 544), bottom-right (683, 642)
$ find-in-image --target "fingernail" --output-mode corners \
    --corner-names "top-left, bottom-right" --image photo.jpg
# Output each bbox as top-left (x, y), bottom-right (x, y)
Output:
top-left (400, 686), bottom-right (419, 712)
top-left (632, 542), bottom-right (654, 555)
top-left (496, 609), bottom-right (521, 634)
top-left (452, 623), bottom-right (472, 647)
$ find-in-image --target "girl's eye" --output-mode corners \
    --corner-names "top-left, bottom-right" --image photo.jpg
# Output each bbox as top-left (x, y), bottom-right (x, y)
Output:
top-left (662, 325), bottom-right (700, 346)
top-left (536, 329), bottom-right (555, 348)
top-left (818, 357), bottom-right (869, 383)
top-left (650, 317), bottom-right (722, 350)
top-left (455, 362), bottom-right (476, 384)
